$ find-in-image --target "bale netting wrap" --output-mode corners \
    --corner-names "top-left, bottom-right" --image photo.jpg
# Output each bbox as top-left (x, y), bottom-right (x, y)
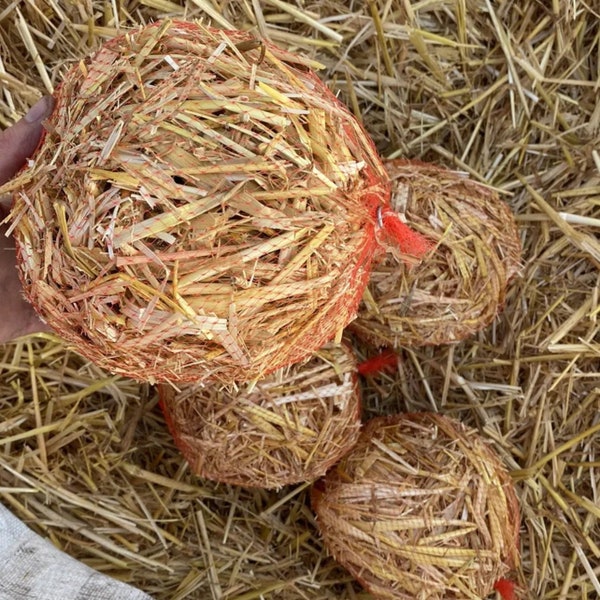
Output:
top-left (352, 160), bottom-right (521, 347)
top-left (9, 19), bottom-right (390, 384)
top-left (158, 343), bottom-right (361, 489)
top-left (311, 413), bottom-right (521, 600)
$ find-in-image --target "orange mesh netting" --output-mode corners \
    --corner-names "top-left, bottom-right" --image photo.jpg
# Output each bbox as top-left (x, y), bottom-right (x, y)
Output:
top-left (5, 20), bottom-right (430, 384)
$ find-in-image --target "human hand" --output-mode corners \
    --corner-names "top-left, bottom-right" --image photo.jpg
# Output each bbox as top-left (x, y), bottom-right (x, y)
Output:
top-left (0, 96), bottom-right (55, 343)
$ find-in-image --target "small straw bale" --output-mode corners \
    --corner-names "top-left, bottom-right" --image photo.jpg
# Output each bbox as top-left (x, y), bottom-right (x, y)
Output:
top-left (312, 412), bottom-right (521, 600)
top-left (158, 343), bottom-right (361, 489)
top-left (352, 160), bottom-right (521, 347)
top-left (4, 19), bottom-right (390, 384)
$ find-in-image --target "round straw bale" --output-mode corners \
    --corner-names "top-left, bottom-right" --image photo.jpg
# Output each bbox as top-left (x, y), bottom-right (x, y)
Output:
top-left (9, 20), bottom-right (389, 383)
top-left (352, 160), bottom-right (521, 347)
top-left (159, 343), bottom-right (361, 489)
top-left (312, 412), bottom-right (520, 599)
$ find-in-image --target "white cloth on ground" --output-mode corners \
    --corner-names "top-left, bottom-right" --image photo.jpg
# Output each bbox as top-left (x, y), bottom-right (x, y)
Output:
top-left (0, 503), bottom-right (152, 600)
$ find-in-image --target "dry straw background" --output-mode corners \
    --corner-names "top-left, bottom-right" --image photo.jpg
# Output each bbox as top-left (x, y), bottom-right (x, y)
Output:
top-left (0, 0), bottom-right (598, 599)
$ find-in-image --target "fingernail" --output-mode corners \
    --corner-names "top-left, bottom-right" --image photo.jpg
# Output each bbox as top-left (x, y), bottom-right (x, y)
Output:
top-left (24, 96), bottom-right (55, 124)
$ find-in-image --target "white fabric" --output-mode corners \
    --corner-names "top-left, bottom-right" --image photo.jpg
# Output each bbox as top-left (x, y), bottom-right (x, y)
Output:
top-left (0, 504), bottom-right (152, 600)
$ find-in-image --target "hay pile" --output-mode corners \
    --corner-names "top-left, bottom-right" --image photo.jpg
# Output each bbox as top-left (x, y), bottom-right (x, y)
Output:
top-left (1, 1), bottom-right (599, 599)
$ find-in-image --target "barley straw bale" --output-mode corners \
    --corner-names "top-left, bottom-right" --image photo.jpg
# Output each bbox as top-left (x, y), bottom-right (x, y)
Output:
top-left (159, 343), bottom-right (361, 489)
top-left (312, 413), bottom-right (520, 600)
top-left (3, 19), bottom-right (388, 384)
top-left (353, 159), bottom-right (521, 347)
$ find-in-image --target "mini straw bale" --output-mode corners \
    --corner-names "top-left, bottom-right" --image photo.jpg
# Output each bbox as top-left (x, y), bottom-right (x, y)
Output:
top-left (158, 343), bottom-right (361, 489)
top-left (6, 19), bottom-right (390, 384)
top-left (312, 412), bottom-right (520, 600)
top-left (352, 160), bottom-right (521, 347)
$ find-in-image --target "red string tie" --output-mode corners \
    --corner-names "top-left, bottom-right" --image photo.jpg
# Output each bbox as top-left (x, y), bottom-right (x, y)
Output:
top-left (357, 349), bottom-right (399, 376)
top-left (376, 205), bottom-right (432, 259)
top-left (494, 578), bottom-right (517, 600)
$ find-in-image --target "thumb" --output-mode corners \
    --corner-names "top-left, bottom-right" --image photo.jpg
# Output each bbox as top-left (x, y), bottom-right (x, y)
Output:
top-left (0, 96), bottom-right (55, 186)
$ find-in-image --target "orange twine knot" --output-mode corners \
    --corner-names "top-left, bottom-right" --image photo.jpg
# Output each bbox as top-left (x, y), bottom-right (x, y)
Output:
top-left (377, 205), bottom-right (432, 258)
top-left (357, 349), bottom-right (399, 376)
top-left (494, 578), bottom-right (517, 600)
top-left (362, 181), bottom-right (432, 260)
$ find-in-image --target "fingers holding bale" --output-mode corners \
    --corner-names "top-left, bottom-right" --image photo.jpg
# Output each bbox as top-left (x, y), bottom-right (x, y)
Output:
top-left (311, 412), bottom-right (520, 600)
top-left (9, 20), bottom-right (389, 384)
top-left (158, 343), bottom-right (362, 489)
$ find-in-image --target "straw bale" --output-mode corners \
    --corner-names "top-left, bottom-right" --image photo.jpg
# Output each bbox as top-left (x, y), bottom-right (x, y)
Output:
top-left (159, 343), bottom-right (361, 489)
top-left (312, 413), bottom-right (520, 599)
top-left (352, 159), bottom-right (521, 347)
top-left (1, 1), bottom-right (599, 599)
top-left (2, 19), bottom-right (388, 385)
